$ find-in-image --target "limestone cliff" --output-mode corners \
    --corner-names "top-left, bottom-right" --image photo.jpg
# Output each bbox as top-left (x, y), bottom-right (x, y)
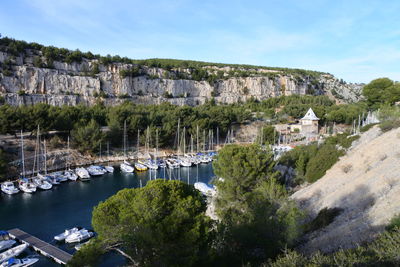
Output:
top-left (0, 49), bottom-right (363, 106)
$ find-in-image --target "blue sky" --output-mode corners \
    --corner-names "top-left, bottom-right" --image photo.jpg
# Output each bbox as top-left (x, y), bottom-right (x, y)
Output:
top-left (1, 0), bottom-right (400, 83)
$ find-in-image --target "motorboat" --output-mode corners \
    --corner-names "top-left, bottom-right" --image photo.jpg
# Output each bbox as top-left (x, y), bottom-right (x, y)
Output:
top-left (18, 179), bottom-right (36, 193)
top-left (134, 162), bottom-right (148, 172)
top-left (0, 244), bottom-right (28, 264)
top-left (38, 173), bottom-right (60, 185)
top-left (104, 166), bottom-right (114, 173)
top-left (32, 177), bottom-right (52, 190)
top-left (140, 159), bottom-right (158, 170)
top-left (1, 182), bottom-right (19, 195)
top-left (86, 166), bottom-right (105, 176)
top-left (0, 241), bottom-right (15, 253)
top-left (0, 257), bottom-right (39, 267)
top-left (54, 227), bottom-right (79, 242)
top-left (194, 182), bottom-right (216, 196)
top-left (50, 171), bottom-right (68, 182)
top-left (75, 168), bottom-right (90, 181)
top-left (0, 232), bottom-right (15, 252)
top-left (120, 161), bottom-right (134, 173)
top-left (64, 170), bottom-right (78, 181)
top-left (65, 229), bottom-right (94, 243)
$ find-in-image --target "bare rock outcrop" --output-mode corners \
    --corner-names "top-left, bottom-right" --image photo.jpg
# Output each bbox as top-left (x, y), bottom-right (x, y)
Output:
top-left (0, 51), bottom-right (363, 106)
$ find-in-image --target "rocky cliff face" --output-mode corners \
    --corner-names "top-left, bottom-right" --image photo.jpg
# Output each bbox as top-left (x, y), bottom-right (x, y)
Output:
top-left (0, 51), bottom-right (363, 106)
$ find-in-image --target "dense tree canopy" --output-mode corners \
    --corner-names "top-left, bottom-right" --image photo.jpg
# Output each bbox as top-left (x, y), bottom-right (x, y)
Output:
top-left (77, 180), bottom-right (213, 266)
top-left (363, 78), bottom-right (400, 108)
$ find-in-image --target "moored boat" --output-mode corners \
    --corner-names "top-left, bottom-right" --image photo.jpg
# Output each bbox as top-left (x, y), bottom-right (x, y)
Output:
top-left (86, 166), bottom-right (105, 176)
top-left (120, 161), bottom-right (134, 173)
top-left (1, 182), bottom-right (19, 195)
top-left (32, 177), bottom-right (52, 190)
top-left (65, 229), bottom-right (94, 243)
top-left (75, 168), bottom-right (90, 181)
top-left (0, 257), bottom-right (39, 267)
top-left (134, 162), bottom-right (148, 172)
top-left (18, 179), bottom-right (36, 194)
top-left (54, 227), bottom-right (79, 242)
top-left (104, 166), bottom-right (114, 173)
top-left (0, 244), bottom-right (28, 264)
top-left (64, 170), bottom-right (78, 181)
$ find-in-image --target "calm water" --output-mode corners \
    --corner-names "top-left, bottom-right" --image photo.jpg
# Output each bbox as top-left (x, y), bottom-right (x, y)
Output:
top-left (0, 163), bottom-right (215, 266)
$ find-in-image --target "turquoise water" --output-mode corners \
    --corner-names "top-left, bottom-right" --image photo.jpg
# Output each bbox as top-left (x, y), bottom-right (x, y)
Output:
top-left (0, 163), bottom-right (215, 266)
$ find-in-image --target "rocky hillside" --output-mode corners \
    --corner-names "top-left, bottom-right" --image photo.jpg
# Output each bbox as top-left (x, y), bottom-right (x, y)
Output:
top-left (0, 38), bottom-right (363, 106)
top-left (291, 125), bottom-right (400, 254)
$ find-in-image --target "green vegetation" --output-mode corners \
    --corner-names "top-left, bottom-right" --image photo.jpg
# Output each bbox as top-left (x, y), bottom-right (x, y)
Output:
top-left (363, 78), bottom-right (400, 109)
top-left (279, 133), bottom-right (359, 185)
top-left (213, 145), bottom-right (302, 264)
top-left (0, 149), bottom-right (8, 181)
top-left (71, 119), bottom-right (104, 154)
top-left (269, 227), bottom-right (400, 266)
top-left (71, 180), bottom-right (213, 266)
top-left (378, 105), bottom-right (400, 132)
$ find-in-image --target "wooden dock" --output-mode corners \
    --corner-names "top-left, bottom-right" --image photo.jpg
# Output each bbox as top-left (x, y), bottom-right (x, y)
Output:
top-left (8, 228), bottom-right (72, 265)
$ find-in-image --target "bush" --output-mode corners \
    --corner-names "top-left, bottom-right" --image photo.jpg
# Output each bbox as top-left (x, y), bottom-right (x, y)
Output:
top-left (163, 91), bottom-right (173, 98)
top-left (17, 90), bottom-right (26, 96)
top-left (379, 120), bottom-right (400, 132)
top-left (386, 214), bottom-right (400, 231)
top-left (305, 207), bottom-right (343, 233)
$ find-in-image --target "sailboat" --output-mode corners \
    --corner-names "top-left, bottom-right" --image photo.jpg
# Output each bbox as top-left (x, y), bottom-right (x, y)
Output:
top-left (0, 244), bottom-right (28, 264)
top-left (38, 140), bottom-right (60, 185)
top-left (180, 127), bottom-right (192, 167)
top-left (63, 136), bottom-right (78, 181)
top-left (139, 127), bottom-right (158, 170)
top-left (134, 129), bottom-right (148, 172)
top-left (32, 125), bottom-right (52, 190)
top-left (104, 142), bottom-right (114, 173)
top-left (17, 130), bottom-right (37, 193)
top-left (120, 121), bottom-right (135, 173)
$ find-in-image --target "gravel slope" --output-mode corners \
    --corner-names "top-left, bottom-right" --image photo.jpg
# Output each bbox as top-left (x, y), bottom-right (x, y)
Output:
top-left (291, 126), bottom-right (400, 254)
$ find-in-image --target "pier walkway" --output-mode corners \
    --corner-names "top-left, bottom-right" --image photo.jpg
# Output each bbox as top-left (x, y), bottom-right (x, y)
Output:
top-left (8, 228), bottom-right (72, 265)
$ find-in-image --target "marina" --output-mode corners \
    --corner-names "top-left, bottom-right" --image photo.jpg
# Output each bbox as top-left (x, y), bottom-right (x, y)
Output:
top-left (0, 163), bottom-right (215, 266)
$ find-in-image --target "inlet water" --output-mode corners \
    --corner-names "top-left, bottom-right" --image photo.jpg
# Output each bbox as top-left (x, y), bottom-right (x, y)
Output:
top-left (0, 163), bottom-right (215, 266)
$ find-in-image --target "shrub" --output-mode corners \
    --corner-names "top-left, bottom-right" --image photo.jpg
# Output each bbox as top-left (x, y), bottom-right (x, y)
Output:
top-left (163, 91), bottom-right (173, 98)
top-left (117, 93), bottom-right (130, 99)
top-left (305, 207), bottom-right (343, 233)
top-left (386, 214), bottom-right (400, 231)
top-left (379, 120), bottom-right (400, 132)
top-left (17, 90), bottom-right (26, 96)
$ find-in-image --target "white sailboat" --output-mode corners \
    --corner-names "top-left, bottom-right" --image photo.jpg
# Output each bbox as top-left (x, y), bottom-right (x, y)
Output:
top-left (64, 136), bottom-right (78, 181)
top-left (0, 232), bottom-right (15, 252)
top-left (120, 121), bottom-right (135, 173)
top-left (1, 182), bottom-right (19, 195)
top-left (134, 130), bottom-right (148, 172)
top-left (18, 130), bottom-right (37, 193)
top-left (0, 244), bottom-right (28, 264)
top-left (105, 142), bottom-right (114, 173)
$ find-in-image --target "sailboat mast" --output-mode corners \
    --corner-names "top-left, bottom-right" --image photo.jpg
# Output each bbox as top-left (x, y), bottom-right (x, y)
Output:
top-left (196, 125), bottom-right (199, 153)
top-left (156, 129), bottom-right (159, 161)
top-left (177, 119), bottom-right (180, 157)
top-left (21, 130), bottom-right (25, 176)
top-left (66, 135), bottom-right (70, 170)
top-left (44, 139), bottom-right (47, 175)
top-left (183, 127), bottom-right (186, 155)
top-left (203, 130), bottom-right (206, 152)
top-left (123, 120), bottom-right (127, 157)
top-left (191, 135), bottom-right (194, 154)
top-left (137, 129), bottom-right (140, 161)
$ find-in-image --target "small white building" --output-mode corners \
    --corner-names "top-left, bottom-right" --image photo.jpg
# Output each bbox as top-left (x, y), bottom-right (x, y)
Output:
top-left (300, 108), bottom-right (319, 135)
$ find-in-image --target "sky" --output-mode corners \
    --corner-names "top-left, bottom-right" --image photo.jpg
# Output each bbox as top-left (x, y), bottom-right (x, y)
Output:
top-left (1, 0), bottom-right (400, 83)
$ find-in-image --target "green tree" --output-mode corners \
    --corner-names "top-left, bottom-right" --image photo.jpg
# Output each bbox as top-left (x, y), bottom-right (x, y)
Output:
top-left (71, 119), bottom-right (103, 154)
top-left (77, 180), bottom-right (213, 266)
top-left (213, 144), bottom-right (278, 215)
top-left (363, 78), bottom-right (396, 108)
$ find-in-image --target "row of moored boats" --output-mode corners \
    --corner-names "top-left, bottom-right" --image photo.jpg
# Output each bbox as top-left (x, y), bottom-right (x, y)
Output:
top-left (119, 152), bottom-right (215, 172)
top-left (1, 165), bottom-right (114, 195)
